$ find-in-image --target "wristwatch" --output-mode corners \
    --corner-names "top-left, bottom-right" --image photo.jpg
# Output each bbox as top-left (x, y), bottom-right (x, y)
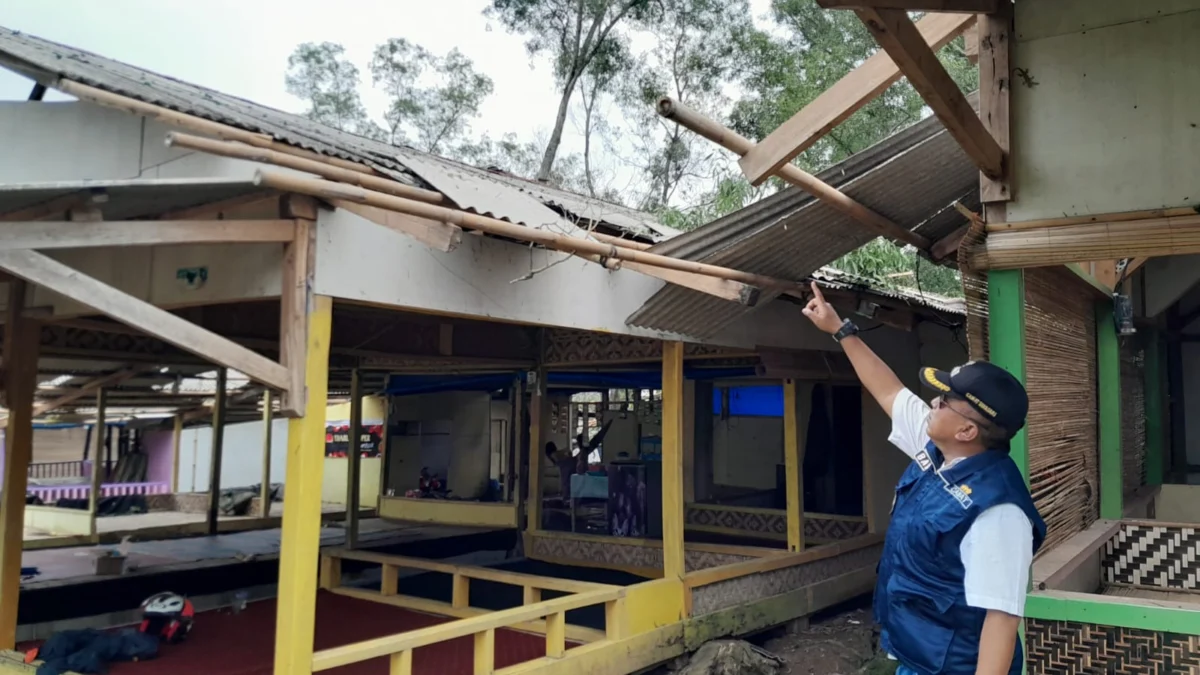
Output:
top-left (832, 318), bottom-right (860, 343)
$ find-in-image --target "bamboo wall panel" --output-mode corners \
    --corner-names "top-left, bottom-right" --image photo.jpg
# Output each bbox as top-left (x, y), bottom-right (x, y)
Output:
top-left (1120, 340), bottom-right (1147, 497)
top-left (958, 221), bottom-right (989, 360)
top-left (1024, 268), bottom-right (1098, 554)
top-left (1027, 620), bottom-right (1200, 674)
top-left (968, 214), bottom-right (1200, 270)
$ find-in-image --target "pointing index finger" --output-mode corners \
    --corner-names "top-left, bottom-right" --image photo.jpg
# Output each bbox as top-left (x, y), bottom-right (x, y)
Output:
top-left (809, 281), bottom-right (825, 304)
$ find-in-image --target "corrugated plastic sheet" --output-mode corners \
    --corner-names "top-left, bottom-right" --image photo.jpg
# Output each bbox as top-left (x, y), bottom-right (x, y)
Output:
top-left (0, 26), bottom-right (665, 240)
top-left (627, 108), bottom-right (978, 339)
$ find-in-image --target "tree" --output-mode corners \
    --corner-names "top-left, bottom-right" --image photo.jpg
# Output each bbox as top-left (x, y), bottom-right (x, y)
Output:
top-left (486, 0), bottom-right (656, 182)
top-left (454, 132), bottom-right (594, 196)
top-left (285, 42), bottom-right (384, 139)
top-left (616, 0), bottom-right (752, 212)
top-left (370, 41), bottom-right (495, 154)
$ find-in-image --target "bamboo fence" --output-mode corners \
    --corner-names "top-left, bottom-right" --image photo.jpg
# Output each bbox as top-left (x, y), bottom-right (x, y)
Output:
top-left (957, 216), bottom-right (989, 361)
top-left (1024, 267), bottom-right (1099, 554)
top-left (1120, 338), bottom-right (1147, 498)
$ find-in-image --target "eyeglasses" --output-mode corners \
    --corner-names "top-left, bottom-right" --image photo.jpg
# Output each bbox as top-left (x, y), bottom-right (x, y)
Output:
top-left (933, 395), bottom-right (982, 425)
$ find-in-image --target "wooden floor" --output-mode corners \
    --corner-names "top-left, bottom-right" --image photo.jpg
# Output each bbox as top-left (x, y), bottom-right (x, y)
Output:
top-left (22, 502), bottom-right (349, 540)
top-left (19, 518), bottom-right (494, 588)
top-left (21, 591), bottom-right (578, 675)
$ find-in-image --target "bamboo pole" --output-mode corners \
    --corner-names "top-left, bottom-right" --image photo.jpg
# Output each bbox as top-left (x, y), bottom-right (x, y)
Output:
top-left (165, 132), bottom-right (445, 205)
top-left (253, 170), bottom-right (809, 293)
top-left (56, 79), bottom-right (373, 175)
top-left (656, 98), bottom-right (930, 250)
top-left (986, 206), bottom-right (1200, 232)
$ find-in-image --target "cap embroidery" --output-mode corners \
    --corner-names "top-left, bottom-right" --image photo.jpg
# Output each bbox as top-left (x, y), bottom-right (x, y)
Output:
top-left (923, 368), bottom-right (951, 393)
top-left (965, 392), bottom-right (998, 418)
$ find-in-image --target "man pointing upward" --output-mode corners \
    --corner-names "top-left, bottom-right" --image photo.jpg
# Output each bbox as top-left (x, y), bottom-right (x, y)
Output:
top-left (800, 283), bottom-right (1046, 675)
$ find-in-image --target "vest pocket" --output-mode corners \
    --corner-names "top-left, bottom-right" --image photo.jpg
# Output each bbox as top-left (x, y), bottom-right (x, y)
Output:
top-left (885, 578), bottom-right (954, 673)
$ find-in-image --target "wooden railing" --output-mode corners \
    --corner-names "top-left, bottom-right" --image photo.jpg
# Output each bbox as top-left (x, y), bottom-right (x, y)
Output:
top-left (315, 548), bottom-right (627, 674)
top-left (27, 460), bottom-right (87, 480)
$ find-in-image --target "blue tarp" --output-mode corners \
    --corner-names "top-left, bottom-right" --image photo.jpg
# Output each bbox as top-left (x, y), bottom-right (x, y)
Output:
top-left (383, 367), bottom-right (759, 397)
top-left (713, 385), bottom-right (784, 417)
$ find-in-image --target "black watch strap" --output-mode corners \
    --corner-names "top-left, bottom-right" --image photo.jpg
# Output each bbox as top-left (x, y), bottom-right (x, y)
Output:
top-left (833, 319), bottom-right (859, 343)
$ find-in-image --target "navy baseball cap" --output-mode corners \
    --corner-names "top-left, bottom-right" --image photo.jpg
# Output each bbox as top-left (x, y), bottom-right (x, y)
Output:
top-left (920, 361), bottom-right (1029, 436)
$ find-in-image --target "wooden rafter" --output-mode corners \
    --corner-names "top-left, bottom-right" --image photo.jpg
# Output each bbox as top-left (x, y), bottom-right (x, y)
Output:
top-left (854, 8), bottom-right (1004, 179)
top-left (738, 12), bottom-right (975, 186)
top-left (0, 366), bottom-right (141, 428)
top-left (0, 249), bottom-right (291, 391)
top-left (331, 200), bottom-right (463, 253)
top-left (0, 220), bottom-right (294, 250)
top-left (816, 0), bottom-right (998, 12)
top-left (279, 205), bottom-right (314, 418)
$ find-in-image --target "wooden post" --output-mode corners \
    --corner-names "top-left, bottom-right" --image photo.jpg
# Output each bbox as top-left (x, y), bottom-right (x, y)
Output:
top-left (88, 388), bottom-right (107, 538)
top-left (978, 4), bottom-right (1012, 203)
top-left (346, 368), bottom-right (362, 549)
top-left (260, 390), bottom-right (274, 518)
top-left (273, 295), bottom-right (332, 675)
top-left (661, 341), bottom-right (686, 580)
top-left (1096, 302), bottom-right (1123, 519)
top-left (170, 414), bottom-right (183, 494)
top-left (207, 367), bottom-right (228, 536)
top-left (783, 379), bottom-right (804, 552)
top-left (527, 366), bottom-right (546, 532)
top-left (506, 375), bottom-right (523, 503)
top-left (1144, 331), bottom-right (1165, 486)
top-left (0, 281), bottom-right (39, 649)
top-left (987, 270), bottom-right (1028, 484)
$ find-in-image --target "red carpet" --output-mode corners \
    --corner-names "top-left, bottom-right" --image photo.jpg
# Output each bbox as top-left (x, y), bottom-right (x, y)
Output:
top-left (26, 591), bottom-right (576, 674)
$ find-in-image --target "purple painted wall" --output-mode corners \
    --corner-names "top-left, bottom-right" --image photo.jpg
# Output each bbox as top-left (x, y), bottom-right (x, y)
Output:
top-left (143, 429), bottom-right (174, 486)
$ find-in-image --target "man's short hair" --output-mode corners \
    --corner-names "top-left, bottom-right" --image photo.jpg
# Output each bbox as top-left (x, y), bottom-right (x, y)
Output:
top-left (974, 416), bottom-right (1012, 450)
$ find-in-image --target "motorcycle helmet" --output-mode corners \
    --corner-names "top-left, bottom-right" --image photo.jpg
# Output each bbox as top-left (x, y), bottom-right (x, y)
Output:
top-left (138, 592), bottom-right (194, 643)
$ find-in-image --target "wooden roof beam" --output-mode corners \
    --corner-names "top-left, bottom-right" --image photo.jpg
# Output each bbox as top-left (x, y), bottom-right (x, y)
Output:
top-left (854, 8), bottom-right (1004, 180)
top-left (0, 219), bottom-right (294, 250)
top-left (738, 12), bottom-right (975, 186)
top-left (816, 0), bottom-right (998, 11)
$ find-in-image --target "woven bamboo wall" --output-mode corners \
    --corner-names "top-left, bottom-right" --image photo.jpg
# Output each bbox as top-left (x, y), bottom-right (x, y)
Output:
top-left (1027, 619), bottom-right (1200, 673)
top-left (1120, 339), bottom-right (1147, 497)
top-left (959, 221), bottom-right (990, 361)
top-left (1025, 268), bottom-right (1099, 553)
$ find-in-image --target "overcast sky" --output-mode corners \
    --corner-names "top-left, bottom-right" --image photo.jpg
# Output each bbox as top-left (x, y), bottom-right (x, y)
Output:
top-left (0, 0), bottom-right (773, 195)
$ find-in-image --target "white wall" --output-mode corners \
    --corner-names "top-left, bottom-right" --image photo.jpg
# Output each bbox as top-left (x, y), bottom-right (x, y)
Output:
top-left (176, 418), bottom-right (290, 493)
top-left (1010, 1), bottom-right (1200, 222)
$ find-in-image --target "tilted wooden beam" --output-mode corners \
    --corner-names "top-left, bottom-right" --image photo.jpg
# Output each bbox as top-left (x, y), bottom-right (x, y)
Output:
top-left (817, 0), bottom-right (998, 12)
top-left (964, 214), bottom-right (1200, 270)
top-left (738, 12), bottom-right (975, 186)
top-left (854, 8), bottom-right (1004, 179)
top-left (331, 200), bottom-right (463, 253)
top-left (931, 225), bottom-right (969, 261)
top-left (0, 220), bottom-right (294, 250)
top-left (657, 99), bottom-right (930, 249)
top-left (0, 250), bottom-right (291, 391)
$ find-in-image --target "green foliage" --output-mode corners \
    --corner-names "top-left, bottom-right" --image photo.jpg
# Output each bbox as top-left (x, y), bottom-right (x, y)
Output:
top-left (285, 42), bottom-right (383, 140)
top-left (834, 238), bottom-right (962, 298)
top-left (655, 176), bottom-right (762, 231)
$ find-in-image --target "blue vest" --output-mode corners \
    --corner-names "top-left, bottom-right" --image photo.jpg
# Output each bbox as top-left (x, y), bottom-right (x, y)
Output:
top-left (874, 442), bottom-right (1046, 675)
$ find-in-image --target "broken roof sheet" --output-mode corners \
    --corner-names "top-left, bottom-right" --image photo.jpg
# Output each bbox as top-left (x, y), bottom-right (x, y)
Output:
top-left (0, 26), bottom-right (674, 242)
top-left (627, 103), bottom-right (978, 339)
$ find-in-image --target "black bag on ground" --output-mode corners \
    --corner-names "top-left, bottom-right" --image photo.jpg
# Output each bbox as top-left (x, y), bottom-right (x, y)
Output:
top-left (33, 628), bottom-right (159, 675)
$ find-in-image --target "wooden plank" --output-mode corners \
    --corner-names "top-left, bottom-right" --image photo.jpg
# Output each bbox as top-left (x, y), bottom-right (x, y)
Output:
top-left (273, 295), bottom-right (332, 675)
top-left (0, 249), bottom-right (290, 390)
top-left (171, 414), bottom-right (183, 493)
top-left (278, 219), bottom-right (312, 417)
top-left (207, 368), bottom-right (228, 535)
top-left (855, 8), bottom-right (1003, 179)
top-left (683, 534), bottom-right (884, 588)
top-left (474, 629), bottom-right (495, 673)
top-left (87, 388), bottom-right (107, 539)
top-left (1034, 519), bottom-right (1121, 590)
top-left (0, 281), bottom-right (38, 649)
top-left (311, 587), bottom-right (623, 671)
top-left (738, 11), bottom-right (975, 185)
top-left (931, 224), bottom-right (969, 261)
top-left (978, 4), bottom-right (1012, 201)
top-left (546, 612), bottom-right (566, 658)
top-left (527, 364), bottom-right (546, 533)
top-left (0, 192), bottom-right (93, 222)
top-left (346, 368), bottom-right (362, 549)
top-left (661, 341), bottom-right (686, 581)
top-left (331, 199), bottom-right (462, 253)
top-left (963, 23), bottom-right (979, 64)
top-left (260, 390), bottom-right (273, 517)
top-left (817, 0), bottom-right (997, 11)
top-left (0, 219), bottom-right (295, 249)
top-left (609, 259), bottom-right (760, 305)
top-left (157, 192), bottom-right (278, 220)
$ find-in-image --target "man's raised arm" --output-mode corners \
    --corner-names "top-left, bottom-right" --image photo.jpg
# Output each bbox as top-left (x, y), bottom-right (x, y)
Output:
top-left (802, 283), bottom-right (905, 417)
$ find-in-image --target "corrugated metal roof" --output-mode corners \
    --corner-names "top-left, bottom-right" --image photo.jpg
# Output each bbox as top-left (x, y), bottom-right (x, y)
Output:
top-left (0, 177), bottom-right (265, 220)
top-left (0, 26), bottom-right (671, 241)
top-left (627, 104), bottom-right (978, 339)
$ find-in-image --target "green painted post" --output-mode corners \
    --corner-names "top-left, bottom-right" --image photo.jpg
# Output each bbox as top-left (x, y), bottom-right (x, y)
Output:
top-left (988, 269), bottom-right (1029, 485)
top-left (1144, 331), bottom-right (1165, 486)
top-left (1096, 302), bottom-right (1123, 519)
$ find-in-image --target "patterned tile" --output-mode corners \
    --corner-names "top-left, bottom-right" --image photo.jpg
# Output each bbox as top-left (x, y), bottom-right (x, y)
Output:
top-left (684, 505), bottom-right (868, 542)
top-left (1102, 524), bottom-right (1200, 591)
top-left (1027, 619), bottom-right (1200, 674)
top-left (528, 534), bottom-right (755, 574)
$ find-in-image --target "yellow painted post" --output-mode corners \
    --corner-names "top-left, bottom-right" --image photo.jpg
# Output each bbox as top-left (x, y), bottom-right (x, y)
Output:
top-left (260, 390), bottom-right (274, 518)
top-left (474, 629), bottom-right (495, 674)
top-left (661, 341), bottom-right (686, 580)
top-left (783, 379), bottom-right (805, 552)
top-left (389, 651), bottom-right (413, 675)
top-left (171, 414), bottom-right (183, 494)
top-left (546, 612), bottom-right (566, 658)
top-left (523, 586), bottom-right (541, 605)
top-left (346, 368), bottom-right (362, 549)
top-left (273, 294), bottom-right (332, 675)
top-left (527, 366), bottom-right (546, 532)
top-left (381, 563), bottom-right (398, 596)
top-left (452, 573), bottom-right (470, 609)
top-left (0, 287), bottom-right (39, 649)
top-left (88, 388), bottom-right (107, 539)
